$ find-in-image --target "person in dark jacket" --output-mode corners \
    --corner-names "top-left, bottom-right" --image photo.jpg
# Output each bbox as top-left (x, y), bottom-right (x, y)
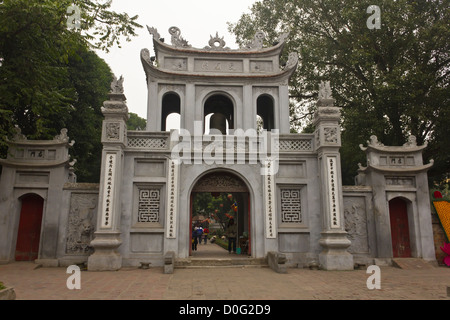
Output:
top-left (226, 219), bottom-right (237, 253)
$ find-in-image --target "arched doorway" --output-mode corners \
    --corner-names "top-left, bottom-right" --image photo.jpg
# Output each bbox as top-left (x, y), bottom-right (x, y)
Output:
top-left (256, 94), bottom-right (275, 131)
top-left (190, 171), bottom-right (250, 257)
top-left (15, 194), bottom-right (44, 261)
top-left (204, 94), bottom-right (234, 135)
top-left (389, 197), bottom-right (412, 258)
top-left (161, 92), bottom-right (181, 131)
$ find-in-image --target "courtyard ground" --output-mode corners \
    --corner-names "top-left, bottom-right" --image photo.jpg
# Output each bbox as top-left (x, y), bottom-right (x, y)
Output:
top-left (1, 242), bottom-right (449, 301)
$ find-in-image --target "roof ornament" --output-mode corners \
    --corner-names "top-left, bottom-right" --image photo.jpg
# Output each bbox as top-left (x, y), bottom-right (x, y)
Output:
top-left (11, 125), bottom-right (27, 141)
top-left (243, 31), bottom-right (266, 50)
top-left (367, 135), bottom-right (384, 147)
top-left (111, 75), bottom-right (124, 94)
top-left (146, 26), bottom-right (161, 40)
top-left (285, 52), bottom-right (299, 69)
top-left (318, 81), bottom-right (333, 100)
top-left (403, 135), bottom-right (418, 147)
top-left (277, 32), bottom-right (290, 44)
top-left (204, 32), bottom-right (229, 51)
top-left (169, 26), bottom-right (191, 48)
top-left (54, 128), bottom-right (75, 146)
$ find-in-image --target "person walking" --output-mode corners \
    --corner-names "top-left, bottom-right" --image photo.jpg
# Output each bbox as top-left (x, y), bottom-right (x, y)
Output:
top-left (191, 227), bottom-right (198, 251)
top-left (196, 226), bottom-right (203, 245)
top-left (226, 218), bottom-right (237, 254)
top-left (203, 227), bottom-right (209, 244)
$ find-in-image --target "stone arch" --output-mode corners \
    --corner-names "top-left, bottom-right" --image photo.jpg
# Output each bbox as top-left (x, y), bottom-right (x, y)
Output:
top-left (161, 92), bottom-right (181, 131)
top-left (203, 92), bottom-right (235, 134)
top-left (388, 197), bottom-right (413, 258)
top-left (256, 94), bottom-right (275, 131)
top-left (189, 168), bottom-right (253, 256)
top-left (15, 193), bottom-right (45, 261)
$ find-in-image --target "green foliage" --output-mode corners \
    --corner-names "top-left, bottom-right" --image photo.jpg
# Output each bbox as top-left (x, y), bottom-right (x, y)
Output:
top-left (213, 237), bottom-right (229, 251)
top-left (193, 193), bottom-right (237, 230)
top-left (0, 0), bottom-right (142, 181)
top-left (0, 0), bottom-right (78, 140)
top-left (66, 48), bottom-right (112, 182)
top-left (127, 112), bottom-right (146, 131)
top-left (229, 0), bottom-right (450, 185)
top-left (71, 0), bottom-right (142, 52)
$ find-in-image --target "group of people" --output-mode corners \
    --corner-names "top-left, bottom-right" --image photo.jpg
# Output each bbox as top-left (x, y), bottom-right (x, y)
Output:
top-left (191, 225), bottom-right (209, 251)
top-left (191, 218), bottom-right (238, 254)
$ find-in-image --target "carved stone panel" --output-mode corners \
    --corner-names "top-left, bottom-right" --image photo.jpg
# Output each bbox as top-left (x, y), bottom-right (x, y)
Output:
top-left (164, 57), bottom-right (188, 71)
top-left (264, 159), bottom-right (277, 238)
top-left (166, 160), bottom-right (179, 238)
top-left (192, 171), bottom-right (248, 193)
top-left (327, 156), bottom-right (341, 229)
top-left (280, 188), bottom-right (302, 223)
top-left (250, 60), bottom-right (273, 73)
top-left (385, 176), bottom-right (415, 187)
top-left (100, 153), bottom-right (116, 228)
top-left (194, 59), bottom-right (243, 73)
top-left (138, 189), bottom-right (161, 223)
top-left (324, 127), bottom-right (338, 144)
top-left (344, 196), bottom-right (369, 254)
top-left (105, 122), bottom-right (121, 141)
top-left (66, 193), bottom-right (98, 255)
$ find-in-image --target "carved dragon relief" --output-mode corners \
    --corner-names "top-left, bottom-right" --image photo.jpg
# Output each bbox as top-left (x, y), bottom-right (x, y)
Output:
top-left (169, 26), bottom-right (191, 48)
top-left (66, 193), bottom-right (98, 255)
top-left (344, 197), bottom-right (369, 254)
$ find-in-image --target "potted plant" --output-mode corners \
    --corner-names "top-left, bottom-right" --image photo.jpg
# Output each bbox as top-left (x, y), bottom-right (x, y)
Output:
top-left (0, 281), bottom-right (16, 300)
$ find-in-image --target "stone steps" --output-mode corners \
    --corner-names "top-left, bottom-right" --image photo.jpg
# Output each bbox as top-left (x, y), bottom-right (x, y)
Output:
top-left (175, 257), bottom-right (268, 269)
top-left (392, 258), bottom-right (434, 270)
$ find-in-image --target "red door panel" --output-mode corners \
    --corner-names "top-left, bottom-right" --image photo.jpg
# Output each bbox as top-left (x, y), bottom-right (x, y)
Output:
top-left (15, 194), bottom-right (44, 261)
top-left (389, 198), bottom-right (411, 258)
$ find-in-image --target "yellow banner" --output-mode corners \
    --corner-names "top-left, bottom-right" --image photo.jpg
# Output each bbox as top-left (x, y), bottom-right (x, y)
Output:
top-left (433, 201), bottom-right (450, 242)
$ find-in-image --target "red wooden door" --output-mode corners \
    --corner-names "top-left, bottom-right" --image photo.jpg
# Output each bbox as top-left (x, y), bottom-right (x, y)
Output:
top-left (247, 193), bottom-right (251, 256)
top-left (389, 198), bottom-right (411, 258)
top-left (189, 192), bottom-right (193, 256)
top-left (15, 194), bottom-right (44, 261)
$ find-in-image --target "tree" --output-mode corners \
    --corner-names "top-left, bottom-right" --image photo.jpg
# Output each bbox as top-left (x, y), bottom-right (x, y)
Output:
top-left (0, 0), bottom-right (142, 179)
top-left (229, 0), bottom-right (450, 185)
top-left (127, 112), bottom-right (146, 131)
top-left (0, 0), bottom-right (142, 135)
top-left (66, 47), bottom-right (113, 182)
top-left (193, 193), bottom-right (237, 231)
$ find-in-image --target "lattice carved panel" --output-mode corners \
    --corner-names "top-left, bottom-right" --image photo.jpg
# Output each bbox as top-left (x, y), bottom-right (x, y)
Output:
top-left (128, 138), bottom-right (168, 149)
top-left (280, 189), bottom-right (302, 223)
top-left (276, 139), bottom-right (313, 151)
top-left (138, 189), bottom-right (160, 223)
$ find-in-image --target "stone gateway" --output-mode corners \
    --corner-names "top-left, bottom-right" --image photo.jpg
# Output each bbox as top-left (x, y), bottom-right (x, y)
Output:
top-left (0, 27), bottom-right (436, 270)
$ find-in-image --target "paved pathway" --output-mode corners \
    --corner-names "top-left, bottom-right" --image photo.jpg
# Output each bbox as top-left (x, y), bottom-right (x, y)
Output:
top-left (1, 242), bottom-right (449, 301)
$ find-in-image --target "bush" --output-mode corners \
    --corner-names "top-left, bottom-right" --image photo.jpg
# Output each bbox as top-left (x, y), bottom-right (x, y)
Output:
top-left (214, 238), bottom-right (229, 251)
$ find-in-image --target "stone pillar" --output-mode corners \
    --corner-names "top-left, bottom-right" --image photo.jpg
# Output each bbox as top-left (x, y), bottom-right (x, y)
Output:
top-left (314, 81), bottom-right (353, 270)
top-left (146, 81), bottom-right (158, 131)
top-left (88, 76), bottom-right (129, 271)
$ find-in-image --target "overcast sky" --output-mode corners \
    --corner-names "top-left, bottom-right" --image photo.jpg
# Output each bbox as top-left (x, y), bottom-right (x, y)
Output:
top-left (96, 0), bottom-right (257, 119)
